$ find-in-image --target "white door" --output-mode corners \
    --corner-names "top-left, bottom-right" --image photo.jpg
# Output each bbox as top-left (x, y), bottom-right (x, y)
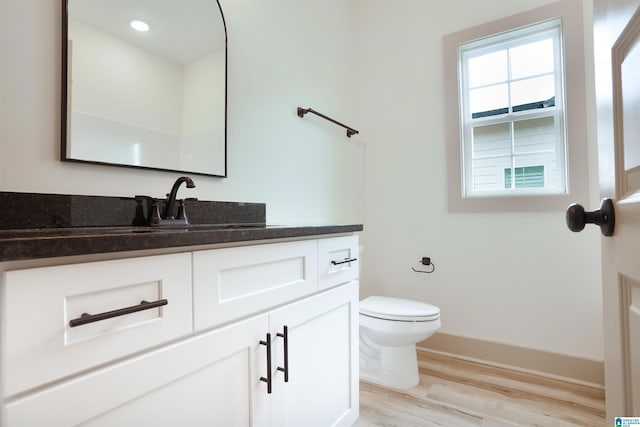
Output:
top-left (592, 0), bottom-right (640, 418)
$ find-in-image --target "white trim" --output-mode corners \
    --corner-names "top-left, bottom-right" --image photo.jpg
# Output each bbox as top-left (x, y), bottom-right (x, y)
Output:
top-left (417, 347), bottom-right (605, 390)
top-left (418, 331), bottom-right (605, 388)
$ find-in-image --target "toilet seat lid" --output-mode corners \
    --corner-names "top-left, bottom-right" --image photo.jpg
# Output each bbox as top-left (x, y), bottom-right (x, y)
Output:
top-left (359, 296), bottom-right (440, 321)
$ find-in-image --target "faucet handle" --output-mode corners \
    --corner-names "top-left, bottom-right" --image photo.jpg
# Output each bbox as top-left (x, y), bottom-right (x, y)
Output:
top-left (132, 199), bottom-right (147, 226)
top-left (176, 200), bottom-right (189, 224)
top-left (132, 195), bottom-right (155, 226)
top-left (150, 202), bottom-right (163, 225)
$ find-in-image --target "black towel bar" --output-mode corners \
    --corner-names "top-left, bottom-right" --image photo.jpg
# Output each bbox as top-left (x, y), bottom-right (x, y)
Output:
top-left (297, 107), bottom-right (359, 137)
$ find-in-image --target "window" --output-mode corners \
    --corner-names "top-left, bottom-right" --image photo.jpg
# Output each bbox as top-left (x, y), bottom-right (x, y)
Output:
top-left (443, 0), bottom-right (590, 212)
top-left (504, 165), bottom-right (544, 189)
top-left (460, 19), bottom-right (565, 198)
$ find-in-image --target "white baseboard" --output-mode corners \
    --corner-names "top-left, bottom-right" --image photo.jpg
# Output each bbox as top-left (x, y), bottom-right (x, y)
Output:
top-left (417, 332), bottom-right (604, 388)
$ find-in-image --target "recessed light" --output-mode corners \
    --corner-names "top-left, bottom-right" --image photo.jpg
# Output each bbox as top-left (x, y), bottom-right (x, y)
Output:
top-left (130, 20), bottom-right (150, 32)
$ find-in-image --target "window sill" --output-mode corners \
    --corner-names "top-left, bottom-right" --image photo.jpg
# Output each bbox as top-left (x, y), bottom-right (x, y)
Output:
top-left (449, 191), bottom-right (582, 212)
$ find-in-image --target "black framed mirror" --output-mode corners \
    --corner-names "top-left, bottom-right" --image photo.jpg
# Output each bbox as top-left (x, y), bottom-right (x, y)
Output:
top-left (61, 0), bottom-right (227, 177)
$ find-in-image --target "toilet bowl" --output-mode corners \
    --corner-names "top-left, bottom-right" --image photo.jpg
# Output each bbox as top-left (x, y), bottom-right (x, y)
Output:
top-left (359, 296), bottom-right (441, 389)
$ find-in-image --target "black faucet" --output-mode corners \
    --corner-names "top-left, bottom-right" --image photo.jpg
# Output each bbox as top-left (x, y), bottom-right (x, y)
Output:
top-left (148, 177), bottom-right (196, 226)
top-left (164, 176), bottom-right (196, 220)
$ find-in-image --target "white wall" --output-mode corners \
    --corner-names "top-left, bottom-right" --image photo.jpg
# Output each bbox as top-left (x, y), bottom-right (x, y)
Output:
top-left (353, 0), bottom-right (603, 361)
top-left (0, 0), bottom-right (364, 225)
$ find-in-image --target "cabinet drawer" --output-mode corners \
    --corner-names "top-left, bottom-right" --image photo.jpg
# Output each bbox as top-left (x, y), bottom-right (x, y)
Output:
top-left (193, 240), bottom-right (317, 330)
top-left (318, 236), bottom-right (359, 289)
top-left (1, 253), bottom-right (193, 397)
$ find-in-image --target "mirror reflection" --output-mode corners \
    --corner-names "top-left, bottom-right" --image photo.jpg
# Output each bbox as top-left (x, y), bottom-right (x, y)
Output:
top-left (62, 0), bottom-right (227, 177)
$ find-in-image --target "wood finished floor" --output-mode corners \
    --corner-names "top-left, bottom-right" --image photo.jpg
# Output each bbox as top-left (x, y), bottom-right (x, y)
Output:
top-left (354, 351), bottom-right (606, 427)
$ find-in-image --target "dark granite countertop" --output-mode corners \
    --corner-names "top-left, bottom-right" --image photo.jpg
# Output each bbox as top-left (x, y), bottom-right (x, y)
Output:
top-left (0, 223), bottom-right (363, 261)
top-left (0, 191), bottom-right (362, 261)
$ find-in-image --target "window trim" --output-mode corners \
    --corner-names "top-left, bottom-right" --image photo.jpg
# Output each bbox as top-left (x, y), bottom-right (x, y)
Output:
top-left (443, 0), bottom-right (589, 212)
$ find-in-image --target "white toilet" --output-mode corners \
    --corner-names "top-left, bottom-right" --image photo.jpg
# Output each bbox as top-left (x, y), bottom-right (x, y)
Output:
top-left (359, 296), bottom-right (441, 389)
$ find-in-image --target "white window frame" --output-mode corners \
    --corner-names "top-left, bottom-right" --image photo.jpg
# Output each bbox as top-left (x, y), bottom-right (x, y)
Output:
top-left (460, 20), bottom-right (566, 197)
top-left (443, 0), bottom-right (590, 212)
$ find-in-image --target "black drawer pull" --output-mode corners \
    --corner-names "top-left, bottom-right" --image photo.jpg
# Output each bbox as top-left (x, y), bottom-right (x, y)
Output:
top-left (277, 326), bottom-right (289, 382)
top-left (260, 333), bottom-right (272, 394)
top-left (68, 299), bottom-right (168, 328)
top-left (331, 257), bottom-right (358, 266)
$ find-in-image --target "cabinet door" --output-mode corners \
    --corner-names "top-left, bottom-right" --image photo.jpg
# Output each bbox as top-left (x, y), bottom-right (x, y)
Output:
top-left (3, 315), bottom-right (271, 427)
top-left (269, 281), bottom-right (359, 427)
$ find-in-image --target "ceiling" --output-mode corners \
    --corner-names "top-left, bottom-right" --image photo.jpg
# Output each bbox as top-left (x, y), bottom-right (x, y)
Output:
top-left (68, 0), bottom-right (226, 64)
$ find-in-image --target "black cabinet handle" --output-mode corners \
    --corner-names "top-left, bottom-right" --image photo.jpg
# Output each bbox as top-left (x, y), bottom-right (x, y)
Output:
top-left (277, 326), bottom-right (289, 383)
top-left (68, 299), bottom-right (168, 328)
top-left (260, 333), bottom-right (272, 394)
top-left (331, 257), bottom-right (358, 266)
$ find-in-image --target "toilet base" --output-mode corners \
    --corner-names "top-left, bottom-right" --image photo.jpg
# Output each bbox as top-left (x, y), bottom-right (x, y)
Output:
top-left (359, 334), bottom-right (420, 389)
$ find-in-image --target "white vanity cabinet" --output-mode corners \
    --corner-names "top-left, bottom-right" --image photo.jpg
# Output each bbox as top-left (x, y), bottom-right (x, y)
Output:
top-left (0, 235), bottom-right (359, 427)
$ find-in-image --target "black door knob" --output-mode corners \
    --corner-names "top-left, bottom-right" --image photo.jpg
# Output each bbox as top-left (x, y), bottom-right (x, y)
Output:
top-left (566, 198), bottom-right (615, 237)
